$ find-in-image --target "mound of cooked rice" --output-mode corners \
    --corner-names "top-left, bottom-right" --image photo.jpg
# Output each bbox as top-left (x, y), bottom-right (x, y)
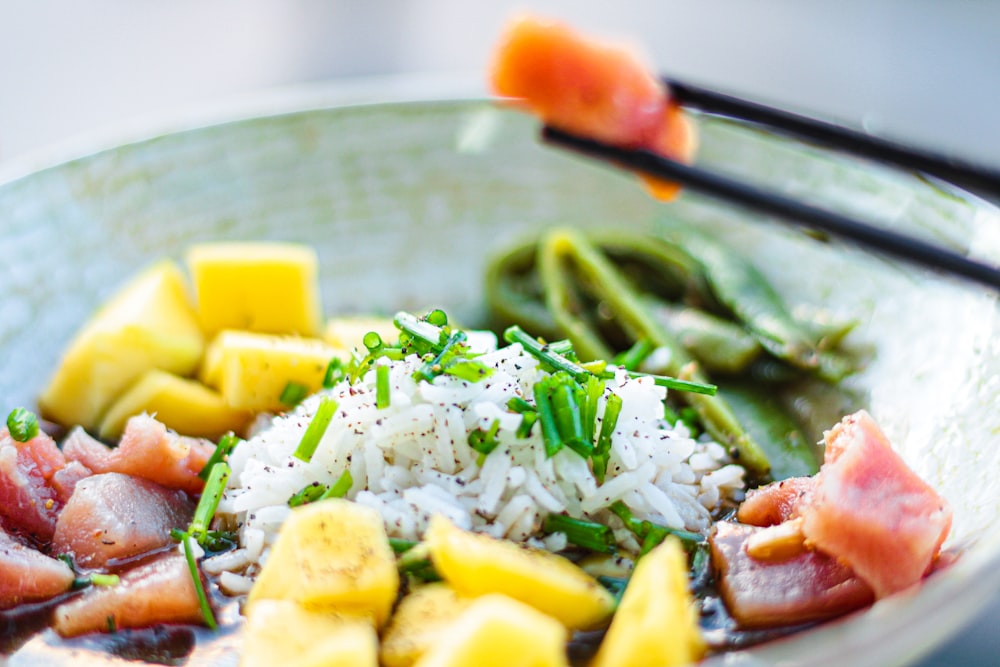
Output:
top-left (208, 329), bottom-right (745, 594)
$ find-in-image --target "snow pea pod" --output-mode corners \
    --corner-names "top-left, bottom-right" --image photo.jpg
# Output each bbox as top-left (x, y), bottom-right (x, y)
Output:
top-left (538, 228), bottom-right (771, 478)
top-left (655, 219), bottom-right (852, 381)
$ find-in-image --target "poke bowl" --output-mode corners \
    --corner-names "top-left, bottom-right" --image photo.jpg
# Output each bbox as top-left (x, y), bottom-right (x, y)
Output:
top-left (2, 80), bottom-right (1000, 667)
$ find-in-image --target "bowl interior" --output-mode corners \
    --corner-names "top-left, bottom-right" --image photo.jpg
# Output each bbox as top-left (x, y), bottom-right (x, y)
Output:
top-left (2, 95), bottom-right (999, 667)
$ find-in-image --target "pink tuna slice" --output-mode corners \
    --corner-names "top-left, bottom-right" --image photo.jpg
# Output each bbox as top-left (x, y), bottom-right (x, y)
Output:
top-left (53, 552), bottom-right (205, 637)
top-left (63, 414), bottom-right (213, 495)
top-left (737, 476), bottom-right (815, 527)
top-left (800, 410), bottom-right (952, 599)
top-left (51, 472), bottom-right (195, 569)
top-left (0, 428), bottom-right (68, 541)
top-left (0, 529), bottom-right (75, 610)
top-left (711, 521), bottom-right (874, 628)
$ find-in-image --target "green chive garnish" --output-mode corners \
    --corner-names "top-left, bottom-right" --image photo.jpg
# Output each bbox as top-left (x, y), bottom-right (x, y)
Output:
top-left (376, 364), bottom-right (391, 409)
top-left (323, 358), bottom-right (345, 388)
top-left (598, 369), bottom-right (716, 395)
top-left (292, 397), bottom-right (338, 462)
top-left (468, 419), bottom-right (501, 458)
top-left (279, 381), bottom-right (310, 407)
top-left (614, 338), bottom-right (655, 371)
top-left (505, 326), bottom-right (590, 381)
top-left (425, 309), bottom-right (448, 327)
top-left (608, 501), bottom-right (703, 554)
top-left (515, 411), bottom-right (538, 439)
top-left (593, 393), bottom-right (623, 484)
top-left (363, 331), bottom-right (384, 352)
top-left (542, 514), bottom-right (617, 554)
top-left (319, 469), bottom-right (353, 500)
top-left (198, 432), bottom-right (241, 481)
top-left (533, 382), bottom-right (563, 458)
top-left (389, 538), bottom-right (418, 554)
top-left (288, 482), bottom-right (327, 507)
top-left (181, 536), bottom-right (217, 630)
top-left (189, 462), bottom-right (231, 545)
top-left (6, 408), bottom-right (39, 442)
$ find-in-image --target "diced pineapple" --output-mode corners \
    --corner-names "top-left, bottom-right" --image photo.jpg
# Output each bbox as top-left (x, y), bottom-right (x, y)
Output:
top-left (424, 515), bottom-right (615, 631)
top-left (590, 537), bottom-right (706, 667)
top-left (381, 583), bottom-right (472, 667)
top-left (38, 260), bottom-right (204, 432)
top-left (412, 594), bottom-right (568, 667)
top-left (186, 242), bottom-right (322, 337)
top-left (323, 315), bottom-right (399, 353)
top-left (247, 499), bottom-right (399, 627)
top-left (241, 599), bottom-right (377, 667)
top-left (97, 369), bottom-right (252, 440)
top-left (199, 330), bottom-right (343, 412)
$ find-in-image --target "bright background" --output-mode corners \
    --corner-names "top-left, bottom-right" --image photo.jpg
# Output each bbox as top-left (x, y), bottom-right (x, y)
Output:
top-left (1, 3), bottom-right (998, 665)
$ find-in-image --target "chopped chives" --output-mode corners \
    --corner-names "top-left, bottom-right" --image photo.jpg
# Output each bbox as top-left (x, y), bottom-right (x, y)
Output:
top-left (533, 382), bottom-right (563, 458)
top-left (376, 364), bottom-right (391, 409)
top-left (323, 358), bottom-right (345, 388)
top-left (189, 462), bottom-right (231, 544)
top-left (515, 411), bottom-right (538, 439)
top-left (550, 379), bottom-right (591, 458)
top-left (443, 359), bottom-right (493, 382)
top-left (279, 381), bottom-right (310, 407)
top-left (598, 369), bottom-right (716, 395)
top-left (468, 419), bottom-right (501, 456)
top-left (608, 501), bottom-right (703, 553)
top-left (542, 514), bottom-right (617, 554)
top-left (288, 482), bottom-right (327, 507)
top-left (6, 408), bottom-right (39, 442)
top-left (198, 432), bottom-right (241, 480)
top-left (425, 309), bottom-right (448, 327)
top-left (414, 330), bottom-right (467, 382)
top-left (582, 375), bottom-right (605, 444)
top-left (182, 535), bottom-right (217, 630)
top-left (505, 326), bottom-right (589, 381)
top-left (394, 311), bottom-right (448, 351)
top-left (593, 393), bottom-right (622, 484)
top-left (506, 397), bottom-right (535, 414)
top-left (292, 397), bottom-right (338, 463)
top-left (319, 469), bottom-right (353, 500)
top-left (389, 537), bottom-right (418, 554)
top-left (363, 331), bottom-right (384, 352)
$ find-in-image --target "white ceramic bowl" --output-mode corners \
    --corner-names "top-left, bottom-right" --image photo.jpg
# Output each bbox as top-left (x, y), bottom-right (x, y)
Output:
top-left (2, 82), bottom-right (999, 667)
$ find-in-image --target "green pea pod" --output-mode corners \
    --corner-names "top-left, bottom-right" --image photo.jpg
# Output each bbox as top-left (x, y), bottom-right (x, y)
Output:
top-left (642, 299), bottom-right (763, 375)
top-left (717, 380), bottom-right (821, 479)
top-left (484, 238), bottom-right (562, 340)
top-left (655, 218), bottom-right (828, 376)
top-left (539, 228), bottom-right (771, 478)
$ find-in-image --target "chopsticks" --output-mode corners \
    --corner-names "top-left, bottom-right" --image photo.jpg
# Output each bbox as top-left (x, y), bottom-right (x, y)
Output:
top-left (540, 79), bottom-right (1000, 292)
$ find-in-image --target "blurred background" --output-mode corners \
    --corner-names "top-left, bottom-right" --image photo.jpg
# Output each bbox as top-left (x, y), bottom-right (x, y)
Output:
top-left (1, 2), bottom-right (997, 665)
top-left (2, 0), bottom-right (1000, 168)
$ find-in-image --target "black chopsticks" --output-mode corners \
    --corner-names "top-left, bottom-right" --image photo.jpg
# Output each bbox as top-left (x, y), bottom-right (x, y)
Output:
top-left (539, 79), bottom-right (1000, 292)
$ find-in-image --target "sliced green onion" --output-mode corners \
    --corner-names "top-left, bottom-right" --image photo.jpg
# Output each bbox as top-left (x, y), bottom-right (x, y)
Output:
top-left (198, 432), bottom-right (241, 481)
top-left (425, 309), bottom-right (449, 327)
top-left (598, 369), bottom-right (716, 395)
top-left (189, 462), bottom-right (231, 544)
top-left (182, 535), bottom-right (217, 630)
top-left (292, 397), bottom-right (338, 462)
top-left (506, 397), bottom-right (535, 414)
top-left (468, 419), bottom-right (501, 457)
top-left (593, 393), bottom-right (623, 484)
top-left (608, 501), bottom-right (703, 554)
top-left (414, 330), bottom-right (468, 382)
top-left (582, 375), bottom-right (605, 445)
top-left (542, 514), bottom-right (616, 554)
top-left (288, 482), bottom-right (326, 507)
top-left (504, 326), bottom-right (589, 382)
top-left (394, 311), bottom-right (448, 352)
top-left (376, 364), bottom-right (391, 409)
top-left (533, 382), bottom-right (563, 458)
top-left (515, 411), bottom-right (538, 439)
top-left (615, 338), bottom-right (655, 371)
top-left (363, 331), bottom-right (384, 352)
top-left (550, 378), bottom-right (591, 458)
top-left (389, 537), bottom-right (418, 554)
top-left (279, 381), bottom-right (310, 407)
top-left (323, 358), bottom-right (346, 388)
top-left (6, 408), bottom-right (39, 442)
top-left (443, 359), bottom-right (493, 382)
top-left (319, 469), bottom-right (353, 500)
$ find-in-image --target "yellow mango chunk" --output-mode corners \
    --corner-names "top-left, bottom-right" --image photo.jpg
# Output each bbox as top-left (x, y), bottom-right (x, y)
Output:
top-left (591, 537), bottom-right (706, 667)
top-left (247, 499), bottom-right (399, 627)
top-left (324, 315), bottom-right (399, 353)
top-left (186, 242), bottom-right (322, 337)
top-left (38, 260), bottom-right (204, 432)
top-left (97, 369), bottom-right (252, 440)
top-left (381, 583), bottom-right (472, 667)
top-left (413, 594), bottom-right (568, 667)
top-left (425, 515), bottom-right (615, 631)
top-left (200, 330), bottom-right (343, 412)
top-left (241, 599), bottom-right (377, 667)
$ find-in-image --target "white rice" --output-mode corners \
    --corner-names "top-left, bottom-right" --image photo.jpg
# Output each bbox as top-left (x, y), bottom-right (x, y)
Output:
top-left (213, 332), bottom-right (744, 575)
